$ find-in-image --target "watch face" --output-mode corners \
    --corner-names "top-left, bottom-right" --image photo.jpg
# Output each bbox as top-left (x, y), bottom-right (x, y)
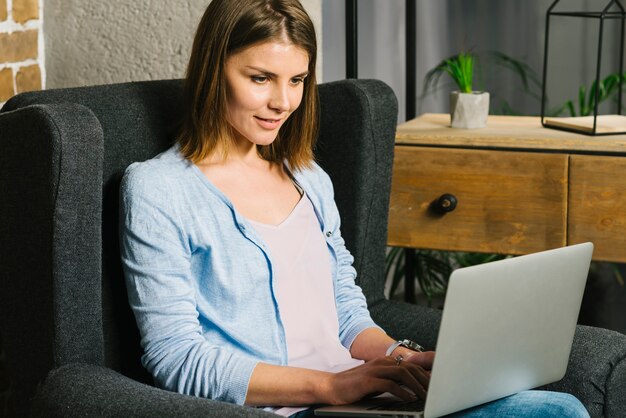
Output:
top-left (401, 339), bottom-right (424, 352)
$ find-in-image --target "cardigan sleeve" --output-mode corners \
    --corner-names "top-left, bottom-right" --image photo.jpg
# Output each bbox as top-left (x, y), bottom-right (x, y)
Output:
top-left (119, 162), bottom-right (258, 405)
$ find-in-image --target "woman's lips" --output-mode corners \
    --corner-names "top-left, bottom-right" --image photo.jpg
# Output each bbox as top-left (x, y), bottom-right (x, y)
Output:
top-left (255, 116), bottom-right (282, 130)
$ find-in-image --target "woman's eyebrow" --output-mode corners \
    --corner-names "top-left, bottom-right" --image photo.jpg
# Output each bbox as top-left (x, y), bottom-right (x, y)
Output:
top-left (246, 66), bottom-right (309, 78)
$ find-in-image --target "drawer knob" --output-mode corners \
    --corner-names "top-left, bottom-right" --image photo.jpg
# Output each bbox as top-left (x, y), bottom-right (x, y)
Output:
top-left (434, 193), bottom-right (458, 213)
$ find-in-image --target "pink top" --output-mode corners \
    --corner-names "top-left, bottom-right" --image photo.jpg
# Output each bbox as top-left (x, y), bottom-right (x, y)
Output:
top-left (249, 193), bottom-right (364, 415)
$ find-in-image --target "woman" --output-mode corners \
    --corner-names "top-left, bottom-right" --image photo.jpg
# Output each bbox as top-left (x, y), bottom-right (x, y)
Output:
top-left (120, 1), bottom-right (589, 416)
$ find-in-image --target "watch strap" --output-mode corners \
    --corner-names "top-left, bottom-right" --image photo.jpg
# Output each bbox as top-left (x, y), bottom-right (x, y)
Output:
top-left (385, 339), bottom-right (424, 356)
top-left (385, 341), bottom-right (403, 356)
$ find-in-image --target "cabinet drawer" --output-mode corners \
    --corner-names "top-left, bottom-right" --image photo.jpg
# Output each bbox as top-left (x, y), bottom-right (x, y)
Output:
top-left (388, 146), bottom-right (568, 254)
top-left (569, 155), bottom-right (626, 262)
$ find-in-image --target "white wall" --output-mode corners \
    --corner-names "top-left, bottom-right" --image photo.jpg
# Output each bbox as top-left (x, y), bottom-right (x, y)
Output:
top-left (44, 0), bottom-right (322, 88)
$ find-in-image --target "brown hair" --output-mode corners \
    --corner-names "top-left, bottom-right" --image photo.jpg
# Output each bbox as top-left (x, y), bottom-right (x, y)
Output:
top-left (177, 0), bottom-right (318, 170)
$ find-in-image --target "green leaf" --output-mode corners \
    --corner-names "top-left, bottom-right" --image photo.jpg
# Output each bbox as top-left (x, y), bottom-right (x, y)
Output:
top-left (587, 80), bottom-right (597, 114)
top-left (498, 101), bottom-right (516, 115)
top-left (613, 265), bottom-right (625, 287)
top-left (423, 52), bottom-right (474, 94)
top-left (566, 100), bottom-right (576, 117)
top-left (603, 74), bottom-right (619, 96)
top-left (386, 247), bottom-right (405, 298)
top-left (579, 85), bottom-right (588, 116)
top-left (561, 72), bottom-right (626, 118)
top-left (486, 50), bottom-right (542, 94)
top-left (385, 249), bottom-right (508, 304)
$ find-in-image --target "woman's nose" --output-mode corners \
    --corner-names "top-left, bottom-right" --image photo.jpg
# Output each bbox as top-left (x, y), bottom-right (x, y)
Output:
top-left (269, 85), bottom-right (290, 113)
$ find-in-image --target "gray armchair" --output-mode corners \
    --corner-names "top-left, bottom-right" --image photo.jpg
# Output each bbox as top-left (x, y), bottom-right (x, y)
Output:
top-left (0, 79), bottom-right (625, 417)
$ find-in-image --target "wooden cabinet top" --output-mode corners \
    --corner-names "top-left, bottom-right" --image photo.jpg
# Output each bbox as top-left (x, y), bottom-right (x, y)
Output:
top-left (396, 113), bottom-right (626, 155)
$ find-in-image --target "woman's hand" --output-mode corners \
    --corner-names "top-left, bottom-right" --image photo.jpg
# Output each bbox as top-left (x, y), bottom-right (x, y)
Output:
top-left (321, 355), bottom-right (430, 406)
top-left (403, 350), bottom-right (435, 374)
top-left (246, 329), bottom-right (437, 407)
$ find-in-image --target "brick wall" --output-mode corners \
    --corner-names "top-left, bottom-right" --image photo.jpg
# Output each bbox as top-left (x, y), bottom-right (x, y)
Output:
top-left (0, 0), bottom-right (44, 105)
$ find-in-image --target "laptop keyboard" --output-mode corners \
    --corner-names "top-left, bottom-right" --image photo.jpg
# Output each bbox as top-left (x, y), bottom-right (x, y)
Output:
top-left (367, 398), bottom-right (426, 412)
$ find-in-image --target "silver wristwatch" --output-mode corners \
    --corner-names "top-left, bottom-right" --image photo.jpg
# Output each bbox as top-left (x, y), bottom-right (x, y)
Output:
top-left (385, 339), bottom-right (424, 356)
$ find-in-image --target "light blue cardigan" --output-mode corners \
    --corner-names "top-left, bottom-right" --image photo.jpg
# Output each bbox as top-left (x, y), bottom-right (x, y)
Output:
top-left (120, 145), bottom-right (379, 405)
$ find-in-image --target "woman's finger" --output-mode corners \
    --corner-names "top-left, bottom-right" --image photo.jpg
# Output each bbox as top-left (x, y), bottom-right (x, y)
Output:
top-left (405, 351), bottom-right (435, 370)
top-left (371, 378), bottom-right (419, 402)
top-left (401, 361), bottom-right (430, 391)
top-left (368, 360), bottom-right (428, 399)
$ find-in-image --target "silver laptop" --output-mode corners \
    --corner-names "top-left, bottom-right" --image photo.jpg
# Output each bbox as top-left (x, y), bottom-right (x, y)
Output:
top-left (316, 242), bottom-right (593, 418)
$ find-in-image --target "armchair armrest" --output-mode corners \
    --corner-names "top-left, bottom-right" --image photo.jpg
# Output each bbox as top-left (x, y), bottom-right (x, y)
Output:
top-left (369, 299), bottom-right (442, 351)
top-left (544, 325), bottom-right (626, 418)
top-left (31, 364), bottom-right (276, 418)
top-left (0, 104), bottom-right (105, 415)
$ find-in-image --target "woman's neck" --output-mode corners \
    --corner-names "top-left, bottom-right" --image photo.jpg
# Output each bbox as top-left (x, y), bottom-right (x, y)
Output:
top-left (200, 140), bottom-right (267, 168)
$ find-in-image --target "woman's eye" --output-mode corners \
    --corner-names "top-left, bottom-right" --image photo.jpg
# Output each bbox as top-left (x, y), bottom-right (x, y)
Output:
top-left (290, 77), bottom-right (305, 85)
top-left (252, 76), bottom-right (268, 84)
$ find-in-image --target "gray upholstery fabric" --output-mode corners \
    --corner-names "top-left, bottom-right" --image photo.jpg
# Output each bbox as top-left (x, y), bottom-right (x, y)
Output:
top-left (0, 104), bottom-right (105, 415)
top-left (1, 78), bottom-right (625, 417)
top-left (2, 81), bottom-right (182, 384)
top-left (543, 325), bottom-right (626, 417)
top-left (30, 364), bottom-right (276, 418)
top-left (317, 80), bottom-right (396, 306)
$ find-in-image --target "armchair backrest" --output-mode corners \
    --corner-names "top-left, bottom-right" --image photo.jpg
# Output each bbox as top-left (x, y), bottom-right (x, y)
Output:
top-left (0, 79), bottom-right (397, 415)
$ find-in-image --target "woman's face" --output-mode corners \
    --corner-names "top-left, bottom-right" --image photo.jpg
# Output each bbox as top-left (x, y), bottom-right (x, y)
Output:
top-left (224, 40), bottom-right (309, 149)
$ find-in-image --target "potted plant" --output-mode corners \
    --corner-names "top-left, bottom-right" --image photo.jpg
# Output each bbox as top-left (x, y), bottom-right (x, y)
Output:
top-left (551, 72), bottom-right (626, 117)
top-left (425, 52), bottom-right (489, 128)
top-left (385, 247), bottom-right (507, 306)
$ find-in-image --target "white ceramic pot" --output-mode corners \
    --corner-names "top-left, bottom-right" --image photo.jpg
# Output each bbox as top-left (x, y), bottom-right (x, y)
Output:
top-left (449, 91), bottom-right (490, 129)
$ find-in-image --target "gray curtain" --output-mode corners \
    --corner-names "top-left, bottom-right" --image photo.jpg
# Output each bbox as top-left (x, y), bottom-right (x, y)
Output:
top-left (322, 0), bottom-right (624, 122)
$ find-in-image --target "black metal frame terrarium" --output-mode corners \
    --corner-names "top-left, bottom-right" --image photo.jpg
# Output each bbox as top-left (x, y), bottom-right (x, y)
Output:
top-left (541, 0), bottom-right (626, 135)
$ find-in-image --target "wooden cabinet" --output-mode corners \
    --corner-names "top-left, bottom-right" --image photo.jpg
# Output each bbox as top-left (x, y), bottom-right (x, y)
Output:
top-left (389, 114), bottom-right (626, 262)
top-left (569, 155), bottom-right (626, 262)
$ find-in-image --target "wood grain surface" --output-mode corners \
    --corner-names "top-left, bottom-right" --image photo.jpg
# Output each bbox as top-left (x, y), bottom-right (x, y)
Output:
top-left (396, 113), bottom-right (626, 154)
top-left (569, 155), bottom-right (626, 262)
top-left (388, 146), bottom-right (568, 255)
